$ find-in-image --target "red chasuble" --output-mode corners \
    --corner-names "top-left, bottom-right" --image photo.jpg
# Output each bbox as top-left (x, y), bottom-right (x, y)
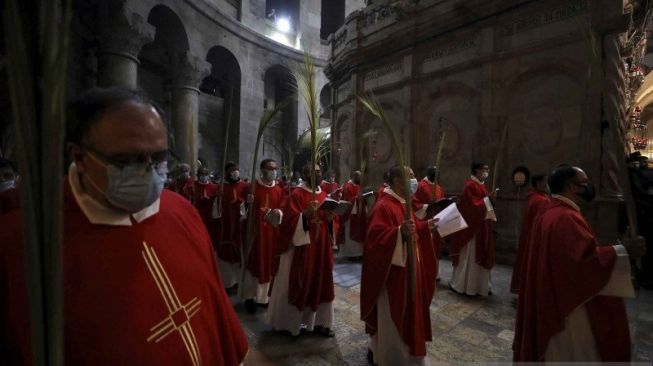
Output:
top-left (191, 181), bottom-right (218, 243)
top-left (342, 181), bottom-right (367, 243)
top-left (361, 192), bottom-right (438, 356)
top-left (513, 198), bottom-right (630, 362)
top-left (0, 182), bottom-right (248, 365)
top-left (510, 190), bottom-right (550, 293)
top-left (319, 180), bottom-right (340, 195)
top-left (412, 178), bottom-right (445, 257)
top-left (167, 177), bottom-right (193, 200)
top-left (282, 186), bottom-right (335, 311)
top-left (216, 180), bottom-right (249, 263)
top-left (450, 178), bottom-right (495, 269)
top-left (245, 180), bottom-right (285, 284)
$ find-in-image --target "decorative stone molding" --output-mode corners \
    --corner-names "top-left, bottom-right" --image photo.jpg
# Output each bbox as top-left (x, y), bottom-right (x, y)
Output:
top-left (501, 0), bottom-right (589, 37)
top-left (171, 51), bottom-right (211, 91)
top-left (97, 2), bottom-right (154, 61)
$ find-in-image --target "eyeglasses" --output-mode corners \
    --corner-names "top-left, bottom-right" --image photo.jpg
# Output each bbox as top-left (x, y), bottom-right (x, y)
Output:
top-left (84, 145), bottom-right (170, 170)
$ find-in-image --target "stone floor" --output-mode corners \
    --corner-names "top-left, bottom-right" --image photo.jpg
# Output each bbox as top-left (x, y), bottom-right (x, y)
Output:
top-left (230, 257), bottom-right (653, 365)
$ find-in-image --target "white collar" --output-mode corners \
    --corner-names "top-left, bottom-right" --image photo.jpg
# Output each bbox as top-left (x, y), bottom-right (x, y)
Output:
top-left (383, 187), bottom-right (406, 204)
top-left (423, 177), bottom-right (435, 184)
top-left (256, 176), bottom-right (276, 187)
top-left (470, 175), bottom-right (485, 184)
top-left (68, 163), bottom-right (160, 226)
top-left (551, 194), bottom-right (580, 212)
top-left (299, 182), bottom-right (322, 193)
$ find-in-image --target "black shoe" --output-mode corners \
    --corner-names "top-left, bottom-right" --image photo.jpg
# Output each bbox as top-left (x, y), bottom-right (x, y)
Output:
top-left (245, 299), bottom-right (256, 314)
top-left (367, 348), bottom-right (376, 365)
top-left (314, 325), bottom-right (335, 337)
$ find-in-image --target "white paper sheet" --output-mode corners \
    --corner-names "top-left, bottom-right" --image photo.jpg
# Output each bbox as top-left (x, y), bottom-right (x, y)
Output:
top-left (434, 203), bottom-right (469, 237)
top-left (483, 197), bottom-right (497, 221)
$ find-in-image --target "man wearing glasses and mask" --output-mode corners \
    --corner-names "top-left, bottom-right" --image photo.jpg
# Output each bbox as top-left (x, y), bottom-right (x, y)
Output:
top-left (0, 88), bottom-right (248, 365)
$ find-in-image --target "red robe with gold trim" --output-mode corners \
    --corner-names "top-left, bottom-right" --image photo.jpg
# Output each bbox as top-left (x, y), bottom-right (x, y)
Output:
top-left (513, 198), bottom-right (630, 362)
top-left (0, 183), bottom-right (248, 365)
top-left (282, 187), bottom-right (334, 311)
top-left (361, 193), bottom-right (437, 356)
top-left (450, 178), bottom-right (495, 269)
top-left (216, 180), bottom-right (249, 263)
top-left (245, 180), bottom-right (285, 283)
top-left (510, 190), bottom-right (550, 293)
top-left (412, 178), bottom-right (445, 258)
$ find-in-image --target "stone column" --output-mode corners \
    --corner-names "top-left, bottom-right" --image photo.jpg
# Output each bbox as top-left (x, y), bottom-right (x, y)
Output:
top-left (97, 10), bottom-right (154, 89)
top-left (170, 51), bottom-right (211, 173)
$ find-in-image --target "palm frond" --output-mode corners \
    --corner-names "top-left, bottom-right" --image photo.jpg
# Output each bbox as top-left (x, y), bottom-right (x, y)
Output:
top-left (293, 51), bottom-right (320, 199)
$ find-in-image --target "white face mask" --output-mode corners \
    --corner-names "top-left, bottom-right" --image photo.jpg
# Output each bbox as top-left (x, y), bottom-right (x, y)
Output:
top-left (410, 178), bottom-right (418, 194)
top-left (230, 170), bottom-right (240, 180)
top-left (481, 172), bottom-right (489, 180)
top-left (263, 169), bottom-right (277, 182)
top-left (0, 180), bottom-right (15, 192)
top-left (198, 175), bottom-right (210, 184)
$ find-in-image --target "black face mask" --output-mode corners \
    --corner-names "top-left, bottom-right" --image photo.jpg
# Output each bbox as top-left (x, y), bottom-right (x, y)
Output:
top-left (427, 173), bottom-right (436, 182)
top-left (575, 183), bottom-right (596, 203)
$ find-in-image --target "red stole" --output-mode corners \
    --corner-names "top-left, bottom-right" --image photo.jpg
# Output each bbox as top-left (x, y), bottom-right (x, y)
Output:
top-left (510, 190), bottom-right (550, 293)
top-left (0, 182), bottom-right (248, 365)
top-left (513, 199), bottom-right (630, 362)
top-left (450, 178), bottom-right (495, 269)
top-left (245, 180), bottom-right (285, 283)
top-left (361, 193), bottom-right (437, 356)
top-left (216, 180), bottom-right (249, 263)
top-left (283, 187), bottom-right (335, 311)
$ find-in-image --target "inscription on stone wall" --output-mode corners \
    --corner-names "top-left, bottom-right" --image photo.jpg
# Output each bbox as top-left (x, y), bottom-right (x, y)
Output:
top-left (424, 37), bottom-right (477, 62)
top-left (365, 62), bottom-right (403, 81)
top-left (502, 0), bottom-right (588, 36)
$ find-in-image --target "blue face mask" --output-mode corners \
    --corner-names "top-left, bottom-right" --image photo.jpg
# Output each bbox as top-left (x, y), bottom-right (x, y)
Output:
top-left (263, 169), bottom-right (277, 182)
top-left (410, 178), bottom-right (418, 194)
top-left (87, 153), bottom-right (167, 213)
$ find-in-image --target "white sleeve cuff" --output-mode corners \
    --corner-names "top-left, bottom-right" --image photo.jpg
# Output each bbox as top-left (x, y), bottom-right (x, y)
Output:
top-left (599, 245), bottom-right (635, 298)
top-left (292, 213), bottom-right (311, 247)
top-left (391, 226), bottom-right (406, 267)
top-left (274, 209), bottom-right (283, 224)
top-left (415, 204), bottom-right (428, 220)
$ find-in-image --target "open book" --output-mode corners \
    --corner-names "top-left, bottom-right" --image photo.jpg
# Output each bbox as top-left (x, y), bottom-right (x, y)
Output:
top-left (319, 198), bottom-right (352, 216)
top-left (433, 203), bottom-right (468, 237)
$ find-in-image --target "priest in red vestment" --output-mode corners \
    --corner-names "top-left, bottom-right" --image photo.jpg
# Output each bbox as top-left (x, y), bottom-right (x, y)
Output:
top-left (509, 174), bottom-right (550, 294)
top-left (168, 163), bottom-right (193, 200)
top-left (411, 166), bottom-right (445, 280)
top-left (320, 169), bottom-right (340, 195)
top-left (0, 88), bottom-right (248, 366)
top-left (361, 165), bottom-right (440, 366)
top-left (320, 169), bottom-right (342, 250)
top-left (513, 165), bottom-right (645, 362)
top-left (216, 161), bottom-right (249, 289)
top-left (449, 162), bottom-right (496, 296)
top-left (191, 166), bottom-right (219, 244)
top-left (238, 158), bottom-right (285, 314)
top-left (265, 164), bottom-right (336, 337)
top-left (340, 170), bottom-right (367, 258)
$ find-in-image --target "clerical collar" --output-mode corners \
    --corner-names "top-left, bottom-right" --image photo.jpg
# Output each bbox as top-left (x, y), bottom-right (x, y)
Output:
top-left (299, 182), bottom-right (322, 193)
top-left (551, 194), bottom-right (580, 211)
top-left (383, 187), bottom-right (406, 204)
top-left (68, 163), bottom-right (160, 226)
top-left (257, 177), bottom-right (275, 187)
top-left (470, 175), bottom-right (485, 184)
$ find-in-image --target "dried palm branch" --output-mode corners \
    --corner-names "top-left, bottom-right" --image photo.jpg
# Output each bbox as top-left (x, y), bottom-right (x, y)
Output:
top-left (293, 51), bottom-right (320, 200)
top-left (491, 122), bottom-right (508, 192)
top-left (4, 0), bottom-right (72, 364)
top-left (217, 87), bottom-right (235, 242)
top-left (358, 93), bottom-right (417, 301)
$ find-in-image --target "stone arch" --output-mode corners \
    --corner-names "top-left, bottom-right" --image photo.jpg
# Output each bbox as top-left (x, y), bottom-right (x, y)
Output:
top-left (262, 64), bottom-right (299, 172)
top-left (200, 46), bottom-right (242, 170)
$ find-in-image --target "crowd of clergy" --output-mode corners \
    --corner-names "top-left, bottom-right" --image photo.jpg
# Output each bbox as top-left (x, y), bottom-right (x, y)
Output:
top-left (0, 87), bottom-right (649, 365)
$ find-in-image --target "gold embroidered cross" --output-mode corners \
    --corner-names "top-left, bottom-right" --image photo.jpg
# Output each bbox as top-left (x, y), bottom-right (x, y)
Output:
top-left (142, 241), bottom-right (202, 366)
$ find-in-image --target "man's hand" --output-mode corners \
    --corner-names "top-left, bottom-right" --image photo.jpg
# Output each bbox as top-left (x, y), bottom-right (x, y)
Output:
top-left (332, 190), bottom-right (343, 201)
top-left (623, 236), bottom-right (646, 259)
top-left (303, 200), bottom-right (318, 219)
top-left (400, 219), bottom-right (416, 239)
top-left (427, 218), bottom-right (440, 233)
top-left (489, 188), bottom-right (499, 199)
